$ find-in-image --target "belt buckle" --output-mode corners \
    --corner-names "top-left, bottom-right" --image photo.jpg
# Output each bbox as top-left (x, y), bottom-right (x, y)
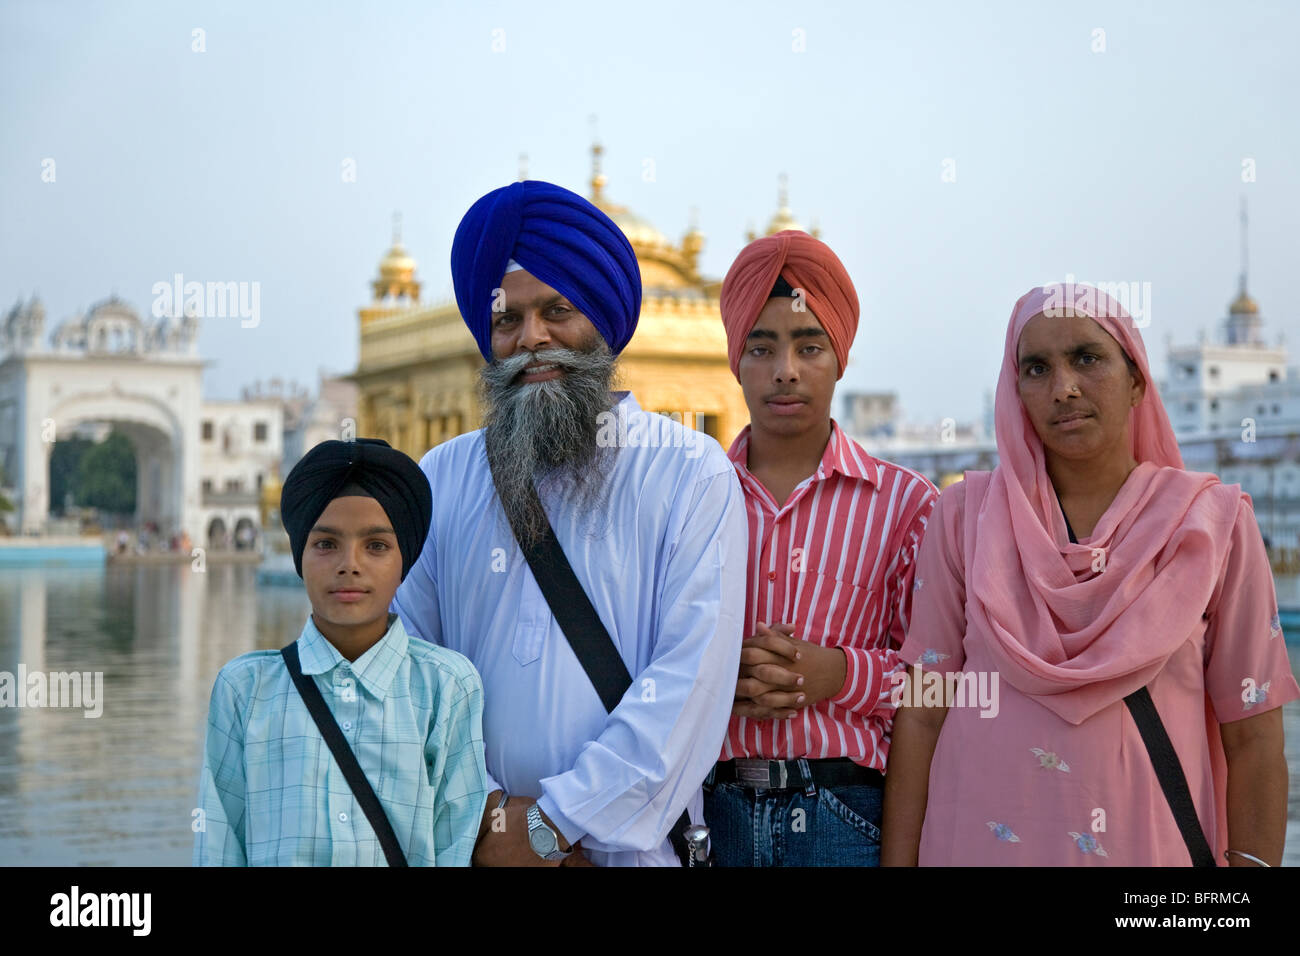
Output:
top-left (733, 758), bottom-right (768, 788)
top-left (734, 758), bottom-right (788, 789)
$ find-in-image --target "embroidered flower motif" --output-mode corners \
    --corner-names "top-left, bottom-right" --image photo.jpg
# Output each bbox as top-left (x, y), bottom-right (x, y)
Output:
top-left (1243, 681), bottom-right (1271, 711)
top-left (986, 822), bottom-right (1020, 842)
top-left (1030, 748), bottom-right (1071, 772)
top-left (1269, 612), bottom-right (1282, 639)
top-left (1068, 832), bottom-right (1109, 857)
top-left (918, 648), bottom-right (950, 665)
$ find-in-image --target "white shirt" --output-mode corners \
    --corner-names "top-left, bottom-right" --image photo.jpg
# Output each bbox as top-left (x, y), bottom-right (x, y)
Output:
top-left (392, 391), bottom-right (747, 865)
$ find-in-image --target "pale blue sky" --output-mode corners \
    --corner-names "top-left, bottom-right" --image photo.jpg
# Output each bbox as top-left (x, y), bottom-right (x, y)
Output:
top-left (3, 0), bottom-right (1296, 423)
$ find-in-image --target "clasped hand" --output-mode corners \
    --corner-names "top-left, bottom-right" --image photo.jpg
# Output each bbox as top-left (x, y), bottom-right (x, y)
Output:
top-left (731, 622), bottom-right (846, 720)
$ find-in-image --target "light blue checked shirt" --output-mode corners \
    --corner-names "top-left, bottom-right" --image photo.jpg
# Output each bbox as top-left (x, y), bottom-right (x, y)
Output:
top-left (194, 612), bottom-right (489, 866)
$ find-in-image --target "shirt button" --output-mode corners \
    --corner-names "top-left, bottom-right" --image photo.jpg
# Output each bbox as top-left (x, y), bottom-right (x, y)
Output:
top-left (767, 571), bottom-right (777, 581)
top-left (339, 812), bottom-right (348, 823)
top-left (342, 721), bottom-right (352, 730)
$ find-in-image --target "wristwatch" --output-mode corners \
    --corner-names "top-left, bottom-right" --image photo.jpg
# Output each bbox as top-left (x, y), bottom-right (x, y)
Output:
top-left (526, 803), bottom-right (571, 861)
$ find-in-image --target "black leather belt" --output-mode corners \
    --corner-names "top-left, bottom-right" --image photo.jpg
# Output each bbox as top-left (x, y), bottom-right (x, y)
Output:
top-left (711, 757), bottom-right (883, 791)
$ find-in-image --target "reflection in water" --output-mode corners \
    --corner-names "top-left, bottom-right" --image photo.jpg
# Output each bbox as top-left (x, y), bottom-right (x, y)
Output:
top-left (1, 565), bottom-right (1299, 865)
top-left (0, 564), bottom-right (307, 865)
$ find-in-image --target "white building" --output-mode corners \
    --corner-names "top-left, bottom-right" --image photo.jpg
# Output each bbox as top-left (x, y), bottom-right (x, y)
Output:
top-left (1163, 284), bottom-right (1294, 438)
top-left (197, 399), bottom-right (283, 550)
top-left (0, 293), bottom-right (299, 550)
top-left (280, 371), bottom-right (359, 475)
top-left (0, 296), bottom-right (204, 537)
top-left (1159, 279), bottom-right (1300, 549)
top-left (841, 389), bottom-right (996, 482)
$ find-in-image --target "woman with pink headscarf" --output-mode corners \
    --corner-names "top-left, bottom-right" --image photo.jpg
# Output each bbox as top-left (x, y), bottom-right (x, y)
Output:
top-left (881, 284), bottom-right (1298, 866)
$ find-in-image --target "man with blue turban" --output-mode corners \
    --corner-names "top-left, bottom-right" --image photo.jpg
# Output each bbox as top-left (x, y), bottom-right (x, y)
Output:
top-left (393, 180), bottom-right (747, 866)
top-left (451, 179), bottom-right (642, 364)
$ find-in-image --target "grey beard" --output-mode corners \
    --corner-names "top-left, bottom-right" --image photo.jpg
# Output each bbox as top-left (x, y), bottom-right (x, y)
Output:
top-left (479, 339), bottom-right (619, 549)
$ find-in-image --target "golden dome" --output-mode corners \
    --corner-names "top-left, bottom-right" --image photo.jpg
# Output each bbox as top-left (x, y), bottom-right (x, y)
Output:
top-left (371, 213), bottom-right (421, 303)
top-left (587, 142), bottom-right (671, 249)
top-left (748, 174), bottom-right (821, 242)
top-left (603, 207), bottom-right (671, 249)
top-left (379, 242), bottom-right (416, 279)
top-left (584, 141), bottom-right (703, 289)
top-left (1229, 289), bottom-right (1259, 315)
top-left (765, 206), bottom-right (804, 235)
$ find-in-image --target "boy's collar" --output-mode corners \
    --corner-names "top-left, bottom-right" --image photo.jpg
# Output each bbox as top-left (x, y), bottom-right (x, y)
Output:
top-left (726, 419), bottom-right (878, 486)
top-left (295, 612), bottom-right (408, 701)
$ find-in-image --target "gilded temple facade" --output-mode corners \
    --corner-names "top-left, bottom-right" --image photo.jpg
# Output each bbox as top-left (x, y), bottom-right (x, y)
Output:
top-left (352, 147), bottom-right (815, 459)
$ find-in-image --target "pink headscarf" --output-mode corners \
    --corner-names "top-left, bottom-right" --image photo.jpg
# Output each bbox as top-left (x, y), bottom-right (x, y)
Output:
top-left (966, 284), bottom-right (1243, 727)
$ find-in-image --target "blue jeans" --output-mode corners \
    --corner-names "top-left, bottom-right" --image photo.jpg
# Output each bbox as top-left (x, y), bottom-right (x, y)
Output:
top-left (703, 777), bottom-right (883, 867)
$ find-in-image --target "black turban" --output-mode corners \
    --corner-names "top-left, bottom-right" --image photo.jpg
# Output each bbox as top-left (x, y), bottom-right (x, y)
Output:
top-left (279, 438), bottom-right (432, 581)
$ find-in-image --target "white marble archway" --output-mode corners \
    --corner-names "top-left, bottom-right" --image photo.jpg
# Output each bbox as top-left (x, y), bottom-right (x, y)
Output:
top-left (47, 392), bottom-right (183, 532)
top-left (1, 296), bottom-right (204, 538)
top-left (8, 371), bottom-right (202, 538)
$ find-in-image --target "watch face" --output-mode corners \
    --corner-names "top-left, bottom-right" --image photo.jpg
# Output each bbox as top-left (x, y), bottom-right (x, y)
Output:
top-left (529, 827), bottom-right (554, 855)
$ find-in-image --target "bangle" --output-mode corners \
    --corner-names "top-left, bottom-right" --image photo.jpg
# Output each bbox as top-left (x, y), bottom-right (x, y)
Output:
top-left (1224, 849), bottom-right (1271, 867)
top-left (495, 790), bottom-right (509, 812)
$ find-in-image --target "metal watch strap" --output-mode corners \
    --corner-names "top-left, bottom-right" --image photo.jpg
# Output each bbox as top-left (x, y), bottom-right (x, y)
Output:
top-left (526, 803), bottom-right (570, 861)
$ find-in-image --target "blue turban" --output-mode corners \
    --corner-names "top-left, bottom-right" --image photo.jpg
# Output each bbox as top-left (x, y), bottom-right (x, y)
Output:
top-left (450, 180), bottom-right (642, 362)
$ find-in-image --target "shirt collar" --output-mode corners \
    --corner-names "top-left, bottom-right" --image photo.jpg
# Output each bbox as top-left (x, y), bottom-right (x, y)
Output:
top-left (610, 389), bottom-right (641, 414)
top-left (726, 418), bottom-right (878, 487)
top-left (296, 612), bottom-right (409, 701)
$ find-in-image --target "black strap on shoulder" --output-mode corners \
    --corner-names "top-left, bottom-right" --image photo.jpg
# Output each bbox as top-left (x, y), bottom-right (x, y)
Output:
top-left (491, 471), bottom-right (695, 866)
top-left (281, 642), bottom-right (408, 867)
top-left (1056, 491), bottom-right (1214, 866)
top-left (525, 521), bottom-right (637, 713)
top-left (1056, 486), bottom-right (1079, 545)
top-left (1122, 686), bottom-right (1216, 867)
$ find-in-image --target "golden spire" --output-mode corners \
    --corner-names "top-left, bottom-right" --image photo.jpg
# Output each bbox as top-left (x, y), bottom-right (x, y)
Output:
top-left (372, 211), bottom-right (420, 303)
top-left (681, 205), bottom-right (704, 276)
top-left (748, 174), bottom-right (820, 240)
top-left (1229, 197), bottom-right (1259, 317)
top-left (590, 140), bottom-right (607, 204)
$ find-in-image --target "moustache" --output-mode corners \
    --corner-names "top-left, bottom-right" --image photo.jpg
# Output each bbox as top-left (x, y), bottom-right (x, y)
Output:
top-left (490, 346), bottom-right (590, 384)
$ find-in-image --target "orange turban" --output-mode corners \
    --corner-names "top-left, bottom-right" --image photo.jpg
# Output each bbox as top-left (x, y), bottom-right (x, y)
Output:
top-left (719, 230), bottom-right (859, 381)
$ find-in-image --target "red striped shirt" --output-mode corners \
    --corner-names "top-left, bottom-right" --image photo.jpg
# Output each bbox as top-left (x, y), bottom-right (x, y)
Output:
top-left (720, 420), bottom-right (938, 770)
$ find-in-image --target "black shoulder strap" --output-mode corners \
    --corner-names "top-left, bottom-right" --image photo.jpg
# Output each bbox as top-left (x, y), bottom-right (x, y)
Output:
top-left (491, 473), bottom-right (694, 866)
top-left (281, 642), bottom-right (409, 867)
top-left (523, 522), bottom-right (635, 712)
top-left (1122, 686), bottom-right (1216, 866)
top-left (1056, 492), bottom-right (1215, 866)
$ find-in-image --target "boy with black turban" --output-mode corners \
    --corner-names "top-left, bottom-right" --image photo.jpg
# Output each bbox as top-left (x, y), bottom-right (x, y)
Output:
top-left (194, 438), bottom-right (488, 866)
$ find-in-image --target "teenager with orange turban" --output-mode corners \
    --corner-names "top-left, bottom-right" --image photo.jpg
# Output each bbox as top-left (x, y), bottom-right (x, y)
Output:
top-left (719, 229), bottom-right (860, 380)
top-left (705, 229), bottom-right (938, 867)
